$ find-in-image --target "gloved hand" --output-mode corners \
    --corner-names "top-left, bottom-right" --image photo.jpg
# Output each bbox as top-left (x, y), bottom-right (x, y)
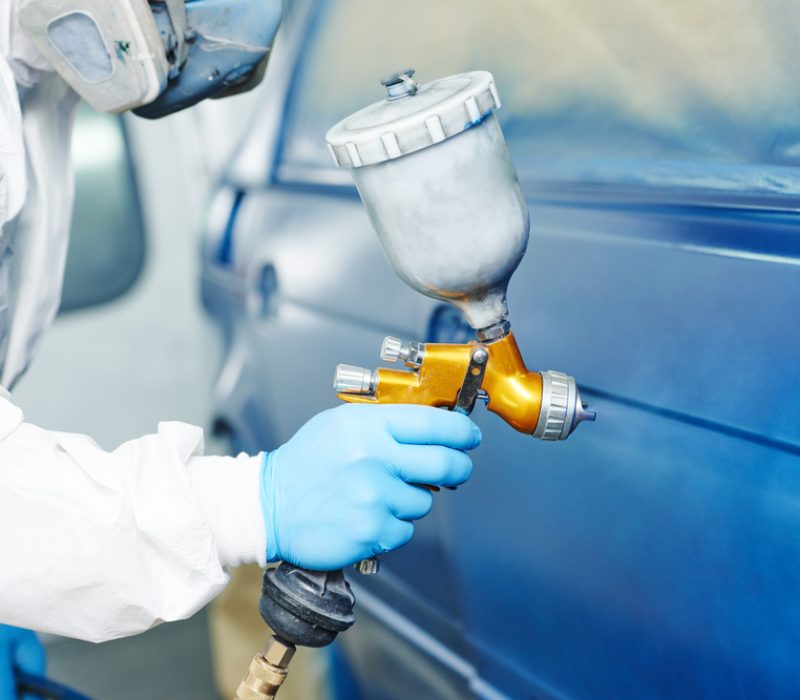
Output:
top-left (0, 625), bottom-right (45, 700)
top-left (261, 404), bottom-right (481, 571)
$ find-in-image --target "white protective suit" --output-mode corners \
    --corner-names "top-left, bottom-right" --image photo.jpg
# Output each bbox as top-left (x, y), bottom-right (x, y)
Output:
top-left (0, 5), bottom-right (266, 642)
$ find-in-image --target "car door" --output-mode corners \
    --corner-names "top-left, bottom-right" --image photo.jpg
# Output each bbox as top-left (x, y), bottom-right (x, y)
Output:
top-left (212, 1), bottom-right (800, 698)
top-left (425, 5), bottom-right (800, 699)
top-left (442, 199), bottom-right (800, 699)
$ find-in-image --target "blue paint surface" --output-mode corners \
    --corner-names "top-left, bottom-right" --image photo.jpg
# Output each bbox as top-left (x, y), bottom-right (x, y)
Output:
top-left (204, 182), bottom-right (800, 699)
top-left (201, 2), bottom-right (800, 697)
top-left (322, 194), bottom-right (800, 700)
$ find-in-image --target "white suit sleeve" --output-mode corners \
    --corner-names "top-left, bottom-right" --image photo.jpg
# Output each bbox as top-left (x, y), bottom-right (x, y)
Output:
top-left (0, 395), bottom-right (266, 643)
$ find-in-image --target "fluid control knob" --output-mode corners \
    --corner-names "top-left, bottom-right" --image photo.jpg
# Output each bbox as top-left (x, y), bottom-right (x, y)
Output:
top-left (380, 337), bottom-right (403, 363)
top-left (334, 364), bottom-right (377, 395)
top-left (379, 337), bottom-right (425, 367)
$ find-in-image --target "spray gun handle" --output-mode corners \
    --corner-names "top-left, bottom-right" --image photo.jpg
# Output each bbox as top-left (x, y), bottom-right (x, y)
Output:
top-left (336, 339), bottom-right (466, 576)
top-left (353, 482), bottom-right (441, 576)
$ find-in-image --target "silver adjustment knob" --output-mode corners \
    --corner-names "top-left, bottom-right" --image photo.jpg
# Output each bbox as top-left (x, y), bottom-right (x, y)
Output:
top-left (380, 337), bottom-right (403, 363)
top-left (379, 336), bottom-right (425, 367)
top-left (534, 370), bottom-right (596, 440)
top-left (334, 365), bottom-right (378, 396)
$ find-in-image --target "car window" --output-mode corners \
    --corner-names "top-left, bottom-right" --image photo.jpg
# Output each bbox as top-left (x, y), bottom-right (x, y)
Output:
top-left (278, 0), bottom-right (800, 194)
top-left (60, 105), bottom-right (146, 313)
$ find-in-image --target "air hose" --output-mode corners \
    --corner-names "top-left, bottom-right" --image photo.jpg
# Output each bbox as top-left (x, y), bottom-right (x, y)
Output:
top-left (15, 670), bottom-right (92, 700)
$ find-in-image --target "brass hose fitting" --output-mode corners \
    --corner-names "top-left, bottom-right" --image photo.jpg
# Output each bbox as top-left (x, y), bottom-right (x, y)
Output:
top-left (237, 565), bottom-right (356, 700)
top-left (234, 636), bottom-right (295, 700)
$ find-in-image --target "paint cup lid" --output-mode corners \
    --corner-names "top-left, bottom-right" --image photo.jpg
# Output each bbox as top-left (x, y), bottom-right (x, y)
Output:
top-left (326, 69), bottom-right (501, 168)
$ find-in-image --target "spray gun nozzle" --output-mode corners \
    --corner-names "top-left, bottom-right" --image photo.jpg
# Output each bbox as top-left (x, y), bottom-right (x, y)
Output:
top-left (576, 402), bottom-right (597, 425)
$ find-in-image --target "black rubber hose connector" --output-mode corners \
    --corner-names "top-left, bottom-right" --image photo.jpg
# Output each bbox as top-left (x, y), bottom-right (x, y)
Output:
top-left (260, 563), bottom-right (356, 648)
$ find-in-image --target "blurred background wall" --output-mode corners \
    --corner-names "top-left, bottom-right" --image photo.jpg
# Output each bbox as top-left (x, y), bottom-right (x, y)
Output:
top-left (13, 91), bottom-right (264, 448)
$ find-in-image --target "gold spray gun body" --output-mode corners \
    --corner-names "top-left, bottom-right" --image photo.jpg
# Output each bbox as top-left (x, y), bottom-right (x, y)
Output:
top-left (336, 329), bottom-right (594, 440)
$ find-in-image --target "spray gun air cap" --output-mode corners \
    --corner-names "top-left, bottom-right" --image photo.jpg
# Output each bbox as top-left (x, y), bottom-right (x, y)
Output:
top-left (535, 371), bottom-right (597, 441)
top-left (326, 70), bottom-right (530, 331)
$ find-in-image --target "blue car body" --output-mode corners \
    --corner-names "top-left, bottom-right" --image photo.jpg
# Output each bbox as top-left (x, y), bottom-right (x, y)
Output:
top-left (201, 2), bottom-right (800, 697)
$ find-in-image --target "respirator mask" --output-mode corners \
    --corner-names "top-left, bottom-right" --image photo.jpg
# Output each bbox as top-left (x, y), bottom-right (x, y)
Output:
top-left (16, 0), bottom-right (283, 118)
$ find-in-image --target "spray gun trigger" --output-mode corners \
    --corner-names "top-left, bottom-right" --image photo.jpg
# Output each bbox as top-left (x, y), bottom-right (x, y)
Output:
top-left (454, 346), bottom-right (489, 415)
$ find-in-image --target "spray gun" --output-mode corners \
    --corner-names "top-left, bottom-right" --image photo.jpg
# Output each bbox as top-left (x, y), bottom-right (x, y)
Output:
top-left (235, 69), bottom-right (594, 699)
top-left (329, 68), bottom-right (594, 434)
top-left (329, 68), bottom-right (595, 575)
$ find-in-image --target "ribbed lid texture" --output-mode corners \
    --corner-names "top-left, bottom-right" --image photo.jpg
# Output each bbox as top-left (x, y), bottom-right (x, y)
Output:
top-left (326, 70), bottom-right (501, 168)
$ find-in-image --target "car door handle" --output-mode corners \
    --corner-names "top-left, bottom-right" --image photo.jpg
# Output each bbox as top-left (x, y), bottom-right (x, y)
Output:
top-left (255, 263), bottom-right (278, 316)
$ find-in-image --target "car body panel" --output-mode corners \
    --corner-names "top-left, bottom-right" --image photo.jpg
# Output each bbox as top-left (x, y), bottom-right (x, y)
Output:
top-left (202, 1), bottom-right (800, 697)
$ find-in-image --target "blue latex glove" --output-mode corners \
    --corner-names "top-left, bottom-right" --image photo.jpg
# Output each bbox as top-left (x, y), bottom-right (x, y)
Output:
top-left (0, 625), bottom-right (45, 700)
top-left (261, 404), bottom-right (481, 570)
